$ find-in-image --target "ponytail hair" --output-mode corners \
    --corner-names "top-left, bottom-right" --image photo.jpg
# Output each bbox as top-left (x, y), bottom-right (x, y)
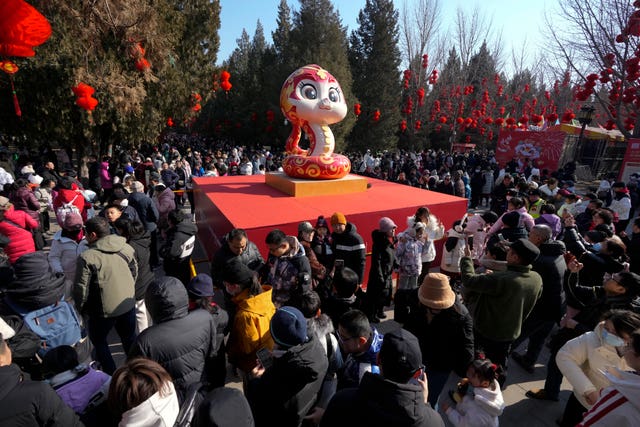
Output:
top-left (470, 358), bottom-right (499, 383)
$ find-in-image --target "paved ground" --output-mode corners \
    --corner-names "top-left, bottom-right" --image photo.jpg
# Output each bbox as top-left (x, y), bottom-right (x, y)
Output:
top-left (41, 204), bottom-right (573, 427)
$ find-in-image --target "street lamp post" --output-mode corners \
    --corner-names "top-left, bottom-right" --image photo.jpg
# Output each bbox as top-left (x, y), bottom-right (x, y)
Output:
top-left (577, 104), bottom-right (595, 144)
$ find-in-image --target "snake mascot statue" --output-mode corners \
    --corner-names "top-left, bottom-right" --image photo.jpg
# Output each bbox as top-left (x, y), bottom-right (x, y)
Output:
top-left (280, 64), bottom-right (351, 179)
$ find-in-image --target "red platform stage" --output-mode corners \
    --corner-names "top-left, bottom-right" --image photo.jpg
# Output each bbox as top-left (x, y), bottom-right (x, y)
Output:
top-left (193, 174), bottom-right (468, 280)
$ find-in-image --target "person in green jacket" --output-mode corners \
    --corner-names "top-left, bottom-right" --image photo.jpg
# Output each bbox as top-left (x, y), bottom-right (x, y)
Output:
top-left (461, 238), bottom-right (542, 387)
top-left (74, 216), bottom-right (138, 374)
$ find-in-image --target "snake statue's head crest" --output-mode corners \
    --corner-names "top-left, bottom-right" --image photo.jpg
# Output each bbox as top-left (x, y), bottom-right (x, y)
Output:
top-left (280, 64), bottom-right (347, 126)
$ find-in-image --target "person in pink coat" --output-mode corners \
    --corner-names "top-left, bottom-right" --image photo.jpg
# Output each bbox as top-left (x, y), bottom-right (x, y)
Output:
top-left (0, 196), bottom-right (38, 264)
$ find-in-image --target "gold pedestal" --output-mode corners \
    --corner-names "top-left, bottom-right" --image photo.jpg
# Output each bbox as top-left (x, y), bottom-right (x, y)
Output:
top-left (265, 172), bottom-right (368, 197)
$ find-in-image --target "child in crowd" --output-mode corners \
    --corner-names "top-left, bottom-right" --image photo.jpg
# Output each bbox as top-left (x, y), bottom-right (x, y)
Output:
top-left (395, 221), bottom-right (425, 290)
top-left (443, 358), bottom-right (505, 427)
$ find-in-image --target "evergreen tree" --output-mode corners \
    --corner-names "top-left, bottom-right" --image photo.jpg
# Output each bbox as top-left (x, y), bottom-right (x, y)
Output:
top-left (348, 0), bottom-right (402, 152)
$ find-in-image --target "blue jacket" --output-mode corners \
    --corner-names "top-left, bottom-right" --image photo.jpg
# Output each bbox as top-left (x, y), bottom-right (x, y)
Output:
top-left (339, 328), bottom-right (383, 389)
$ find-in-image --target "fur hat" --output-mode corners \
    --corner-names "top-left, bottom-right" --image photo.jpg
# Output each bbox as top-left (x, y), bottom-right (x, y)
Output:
top-left (407, 221), bottom-right (426, 238)
top-left (379, 217), bottom-right (397, 233)
top-left (330, 212), bottom-right (347, 226)
top-left (419, 273), bottom-right (455, 309)
top-left (508, 238), bottom-right (540, 265)
top-left (187, 273), bottom-right (214, 298)
top-left (270, 306), bottom-right (308, 349)
top-left (20, 165), bottom-right (35, 175)
top-left (379, 329), bottom-right (423, 383)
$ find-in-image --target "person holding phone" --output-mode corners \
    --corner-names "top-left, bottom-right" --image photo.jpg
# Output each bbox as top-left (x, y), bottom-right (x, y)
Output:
top-left (321, 329), bottom-right (445, 427)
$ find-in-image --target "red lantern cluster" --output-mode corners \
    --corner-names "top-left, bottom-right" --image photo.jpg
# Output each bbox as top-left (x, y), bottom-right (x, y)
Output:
top-left (400, 120), bottom-right (407, 132)
top-left (428, 69), bottom-right (438, 85)
top-left (372, 109), bottom-right (381, 122)
top-left (402, 70), bottom-right (411, 89)
top-left (72, 83), bottom-right (98, 112)
top-left (416, 87), bottom-right (425, 106)
top-left (129, 41), bottom-right (151, 72)
top-left (353, 103), bottom-right (361, 117)
top-left (220, 71), bottom-right (232, 92)
top-left (191, 92), bottom-right (202, 112)
top-left (421, 54), bottom-right (428, 69)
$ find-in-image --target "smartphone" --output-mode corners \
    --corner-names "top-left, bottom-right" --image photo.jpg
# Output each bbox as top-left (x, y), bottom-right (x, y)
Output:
top-left (256, 347), bottom-right (273, 370)
top-left (563, 252), bottom-right (576, 264)
top-left (408, 366), bottom-right (425, 385)
top-left (334, 259), bottom-right (345, 269)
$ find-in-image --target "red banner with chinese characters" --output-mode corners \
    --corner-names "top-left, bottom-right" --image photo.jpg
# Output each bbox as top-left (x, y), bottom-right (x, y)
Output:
top-left (495, 130), bottom-right (566, 172)
top-left (619, 138), bottom-right (640, 182)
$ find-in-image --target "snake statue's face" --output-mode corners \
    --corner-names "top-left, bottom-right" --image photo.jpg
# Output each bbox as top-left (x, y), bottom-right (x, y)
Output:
top-left (280, 64), bottom-right (347, 126)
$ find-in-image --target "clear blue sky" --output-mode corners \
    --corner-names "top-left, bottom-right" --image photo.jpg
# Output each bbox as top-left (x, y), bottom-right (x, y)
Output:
top-left (218, 0), bottom-right (557, 71)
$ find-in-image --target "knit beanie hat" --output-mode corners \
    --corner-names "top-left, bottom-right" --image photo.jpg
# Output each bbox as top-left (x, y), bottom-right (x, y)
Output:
top-left (270, 306), bottom-right (308, 349)
top-left (188, 273), bottom-right (214, 298)
top-left (379, 217), bottom-right (397, 233)
top-left (331, 212), bottom-right (347, 226)
top-left (315, 215), bottom-right (330, 231)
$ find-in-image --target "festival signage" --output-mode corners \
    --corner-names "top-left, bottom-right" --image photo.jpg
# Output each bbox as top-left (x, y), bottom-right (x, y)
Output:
top-left (619, 138), bottom-right (640, 182)
top-left (495, 130), bottom-right (566, 172)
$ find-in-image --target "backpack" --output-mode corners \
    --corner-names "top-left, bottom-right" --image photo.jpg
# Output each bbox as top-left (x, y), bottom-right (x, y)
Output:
top-left (56, 194), bottom-right (81, 224)
top-left (5, 297), bottom-right (82, 358)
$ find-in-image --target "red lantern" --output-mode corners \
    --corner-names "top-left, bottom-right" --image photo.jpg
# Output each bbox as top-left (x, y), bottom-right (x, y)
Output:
top-left (372, 110), bottom-right (381, 122)
top-left (354, 103), bottom-right (361, 117)
top-left (494, 118), bottom-right (504, 126)
top-left (135, 58), bottom-right (150, 72)
top-left (422, 54), bottom-right (428, 69)
top-left (439, 116), bottom-right (447, 124)
top-left (415, 120), bottom-right (422, 130)
top-left (0, 0), bottom-right (52, 57)
top-left (72, 83), bottom-right (98, 112)
top-left (220, 71), bottom-right (232, 92)
top-left (400, 120), bottom-right (407, 132)
top-left (220, 81), bottom-right (232, 92)
top-left (416, 87), bottom-right (425, 106)
top-left (166, 117), bottom-right (174, 127)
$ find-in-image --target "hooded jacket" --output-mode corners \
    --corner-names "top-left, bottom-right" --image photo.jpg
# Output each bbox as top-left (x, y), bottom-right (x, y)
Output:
top-left (528, 239), bottom-right (567, 323)
top-left (557, 322), bottom-right (631, 409)
top-left (74, 234), bottom-right (137, 318)
top-left (118, 381), bottom-right (179, 427)
top-left (445, 379), bottom-right (505, 427)
top-left (263, 236), bottom-right (311, 306)
top-left (160, 220), bottom-right (197, 262)
top-left (53, 188), bottom-right (87, 224)
top-left (577, 367), bottom-right (640, 426)
top-left (0, 363), bottom-right (83, 427)
top-left (247, 335), bottom-right (329, 427)
top-left (331, 223), bottom-right (366, 283)
top-left (0, 205), bottom-right (38, 264)
top-left (127, 191), bottom-right (159, 232)
top-left (535, 213), bottom-right (562, 239)
top-left (367, 229), bottom-right (396, 298)
top-left (129, 277), bottom-right (218, 399)
top-left (127, 231), bottom-right (154, 300)
top-left (227, 285), bottom-right (276, 372)
top-left (321, 371), bottom-right (445, 427)
top-left (48, 231), bottom-right (89, 295)
top-left (3, 251), bottom-right (66, 311)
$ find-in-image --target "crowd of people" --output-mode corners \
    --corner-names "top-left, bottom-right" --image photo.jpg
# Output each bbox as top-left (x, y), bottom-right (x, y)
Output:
top-left (0, 138), bottom-right (640, 426)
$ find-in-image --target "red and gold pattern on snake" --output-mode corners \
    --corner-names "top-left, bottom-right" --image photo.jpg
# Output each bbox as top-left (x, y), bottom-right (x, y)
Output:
top-left (280, 64), bottom-right (351, 179)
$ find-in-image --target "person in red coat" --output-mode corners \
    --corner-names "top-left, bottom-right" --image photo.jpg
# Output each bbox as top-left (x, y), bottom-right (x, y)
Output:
top-left (0, 197), bottom-right (38, 264)
top-left (52, 177), bottom-right (87, 225)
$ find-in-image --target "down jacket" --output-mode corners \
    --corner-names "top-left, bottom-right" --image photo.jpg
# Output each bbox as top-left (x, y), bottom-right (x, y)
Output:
top-left (210, 237), bottom-right (264, 288)
top-left (0, 364), bottom-right (83, 427)
top-left (577, 367), bottom-right (640, 426)
top-left (331, 222), bottom-right (366, 283)
top-left (129, 276), bottom-right (218, 400)
top-left (48, 231), bottom-right (89, 295)
top-left (0, 205), bottom-right (38, 264)
top-left (557, 322), bottom-right (631, 410)
top-left (10, 186), bottom-right (40, 221)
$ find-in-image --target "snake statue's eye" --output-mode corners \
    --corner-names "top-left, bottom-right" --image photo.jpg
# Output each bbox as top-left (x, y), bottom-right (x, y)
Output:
top-left (301, 84), bottom-right (317, 100)
top-left (328, 87), bottom-right (340, 103)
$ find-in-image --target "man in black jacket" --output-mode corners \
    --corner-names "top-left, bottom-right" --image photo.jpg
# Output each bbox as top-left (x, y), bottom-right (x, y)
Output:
top-left (321, 328), bottom-right (444, 427)
top-left (0, 334), bottom-right (83, 427)
top-left (511, 224), bottom-right (567, 373)
top-left (210, 228), bottom-right (264, 289)
top-left (128, 276), bottom-right (218, 402)
top-left (330, 212), bottom-right (366, 284)
top-left (127, 181), bottom-right (160, 266)
top-left (247, 306), bottom-right (328, 427)
top-left (160, 209), bottom-right (197, 286)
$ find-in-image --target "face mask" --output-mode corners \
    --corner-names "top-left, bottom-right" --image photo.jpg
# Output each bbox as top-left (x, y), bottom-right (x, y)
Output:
top-left (592, 242), bottom-right (602, 252)
top-left (602, 329), bottom-right (625, 347)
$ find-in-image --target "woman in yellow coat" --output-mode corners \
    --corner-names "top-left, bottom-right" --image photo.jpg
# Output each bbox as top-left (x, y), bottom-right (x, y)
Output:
top-left (224, 259), bottom-right (276, 374)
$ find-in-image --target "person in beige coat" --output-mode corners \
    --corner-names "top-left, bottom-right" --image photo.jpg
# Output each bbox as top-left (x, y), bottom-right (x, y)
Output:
top-left (556, 310), bottom-right (640, 427)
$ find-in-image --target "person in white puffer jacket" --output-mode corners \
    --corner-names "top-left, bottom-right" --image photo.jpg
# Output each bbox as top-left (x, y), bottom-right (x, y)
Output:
top-left (577, 327), bottom-right (640, 426)
top-left (406, 206), bottom-right (445, 285)
top-left (556, 310), bottom-right (640, 427)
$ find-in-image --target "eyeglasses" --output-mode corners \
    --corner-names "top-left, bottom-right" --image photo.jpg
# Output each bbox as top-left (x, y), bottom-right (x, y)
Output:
top-left (337, 333), bottom-right (358, 344)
